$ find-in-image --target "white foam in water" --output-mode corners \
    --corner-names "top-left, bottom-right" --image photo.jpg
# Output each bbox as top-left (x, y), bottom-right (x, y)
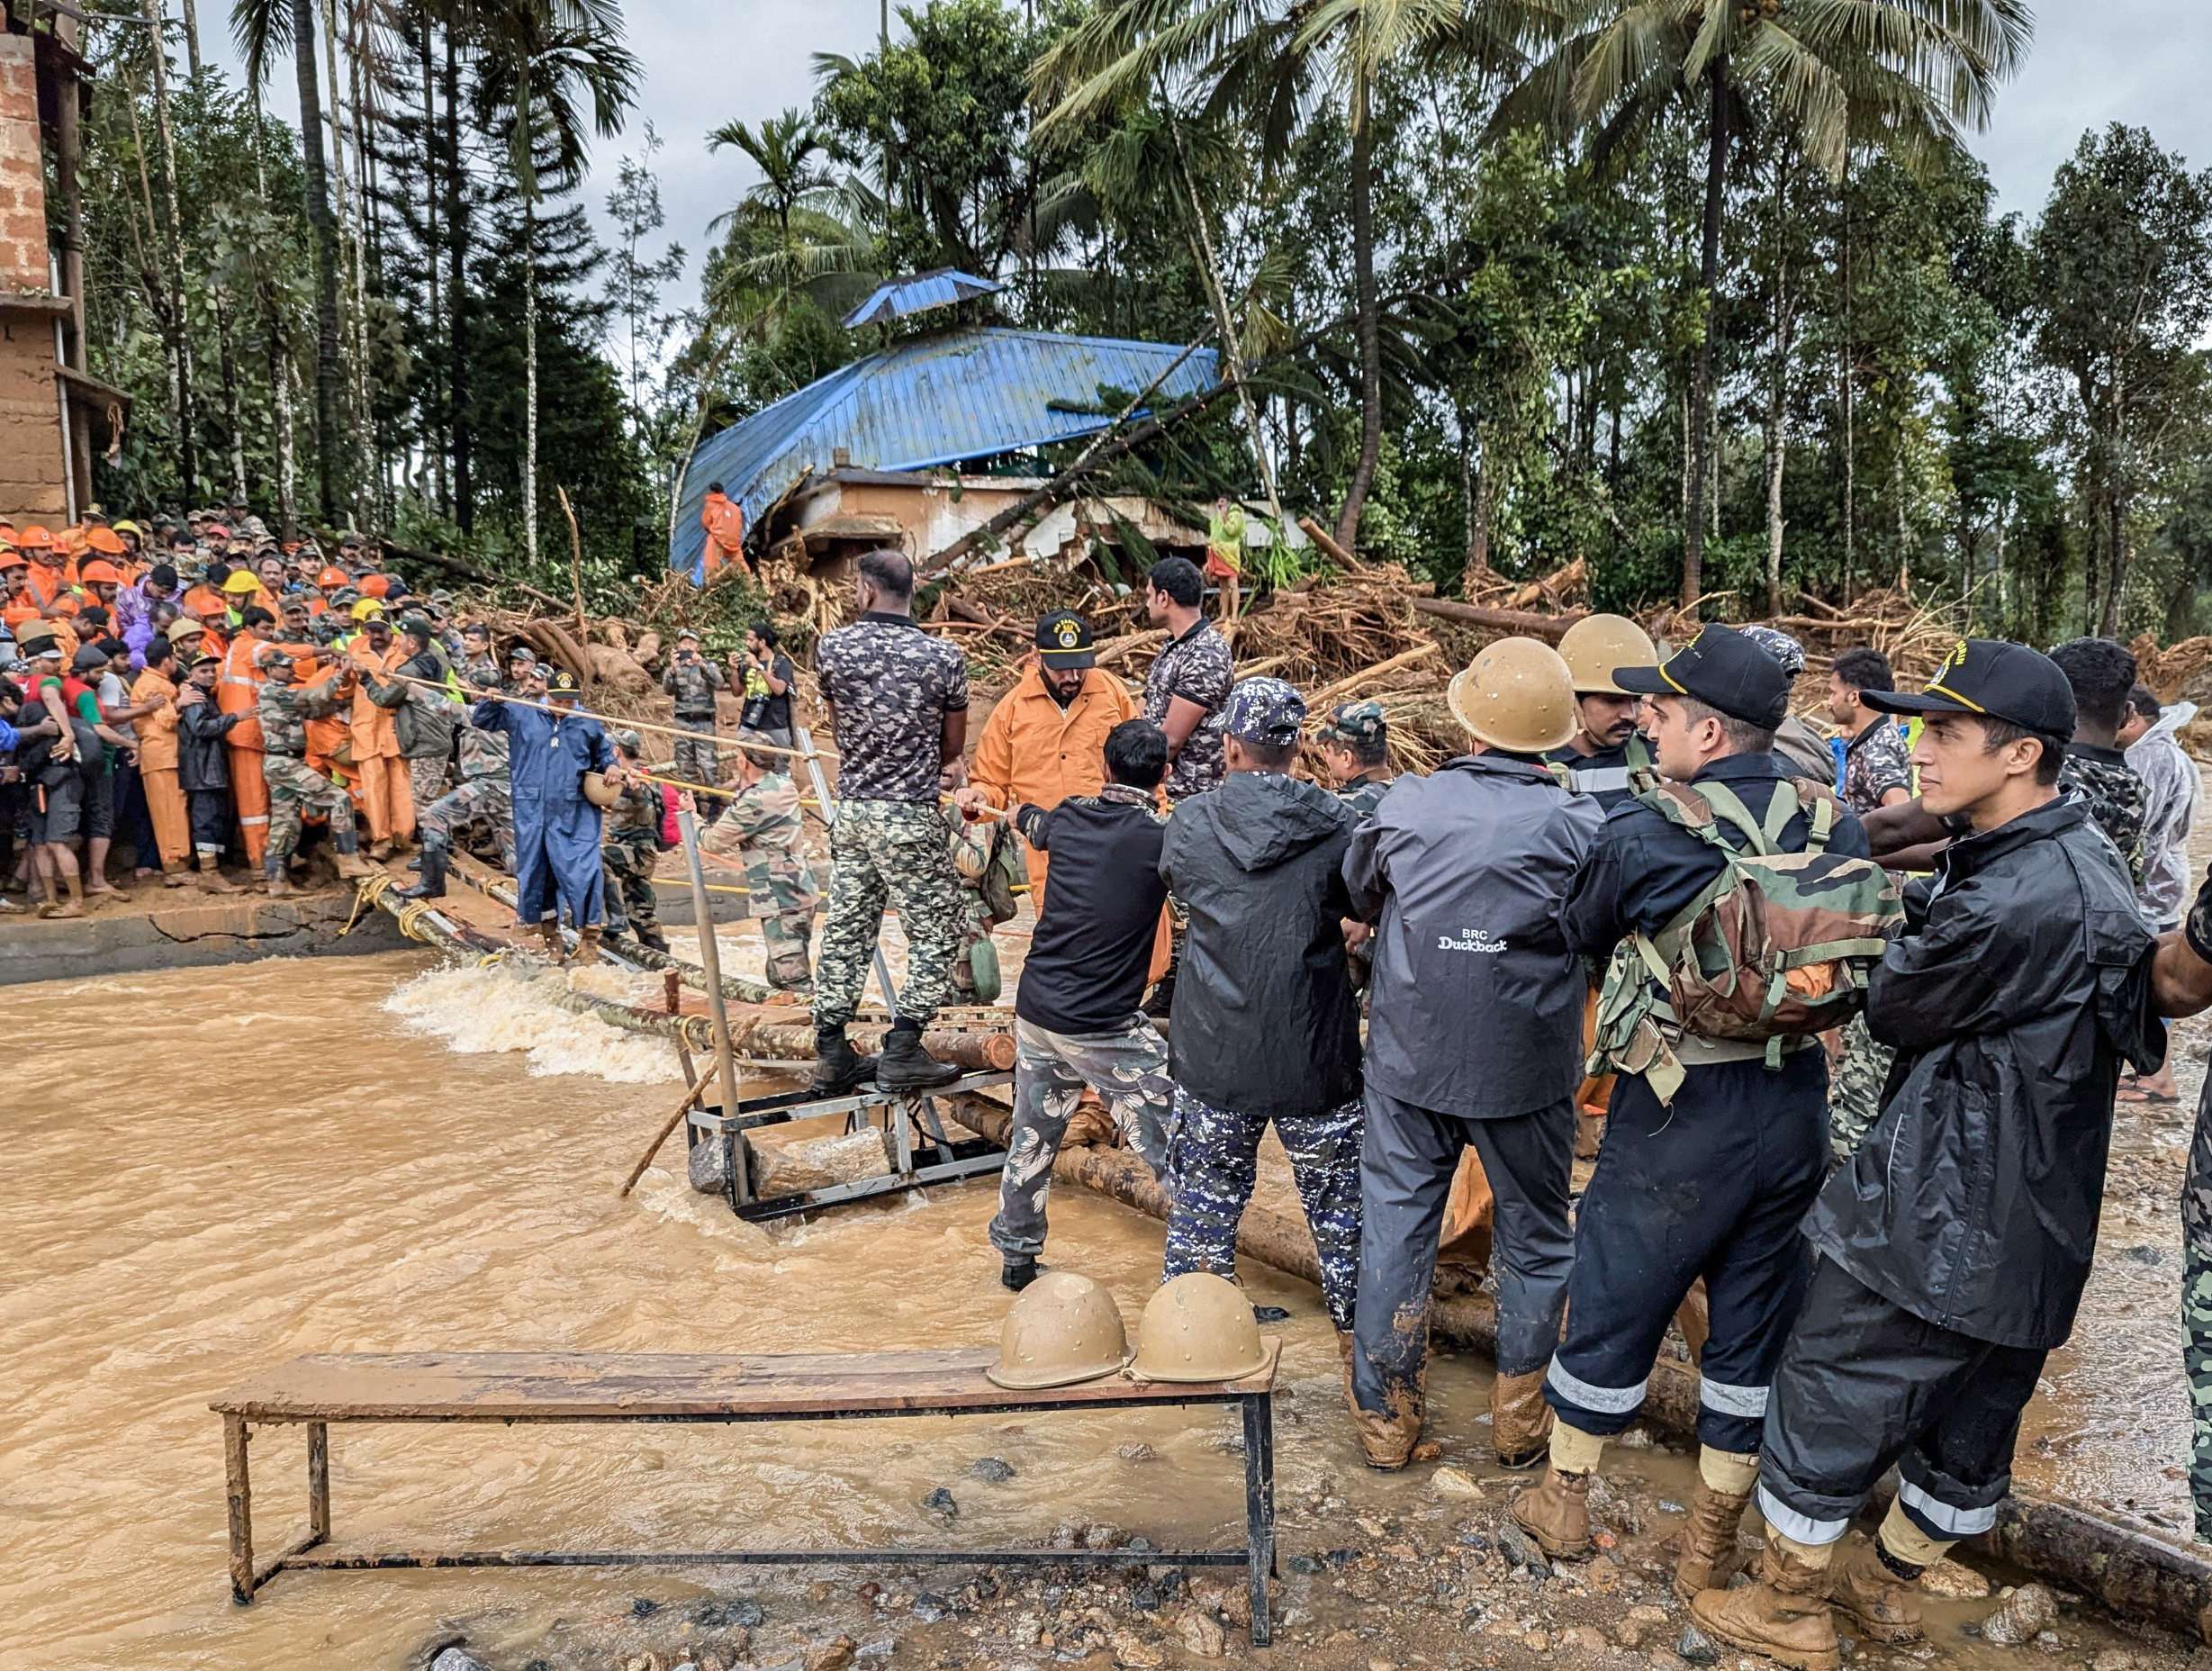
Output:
top-left (384, 962), bottom-right (686, 1084)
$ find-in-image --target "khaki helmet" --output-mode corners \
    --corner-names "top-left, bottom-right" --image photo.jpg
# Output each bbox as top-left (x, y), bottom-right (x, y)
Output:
top-left (581, 769), bottom-right (624, 809)
top-left (1446, 637), bottom-right (1577, 754)
top-left (1556, 612), bottom-right (1657, 696)
top-left (1131, 1272), bottom-right (1267, 1384)
top-left (987, 1271), bottom-right (1132, 1390)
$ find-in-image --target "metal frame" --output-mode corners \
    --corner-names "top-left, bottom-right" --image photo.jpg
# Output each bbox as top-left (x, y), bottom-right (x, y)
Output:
top-left (220, 1384), bottom-right (1278, 1645)
top-left (683, 1070), bottom-right (1013, 1222)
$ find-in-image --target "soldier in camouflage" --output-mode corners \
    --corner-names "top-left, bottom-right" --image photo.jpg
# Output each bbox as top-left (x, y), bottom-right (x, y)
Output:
top-left (599, 729), bottom-right (670, 953)
top-left (457, 623), bottom-right (501, 691)
top-left (2050, 637), bottom-right (2149, 884)
top-left (662, 628), bottom-right (727, 819)
top-left (2164, 875), bottom-right (2212, 1543)
top-left (257, 649), bottom-right (370, 893)
top-left (1317, 700), bottom-right (1395, 817)
top-left (703, 733), bottom-right (821, 990)
top-left (942, 796), bottom-right (1002, 1002)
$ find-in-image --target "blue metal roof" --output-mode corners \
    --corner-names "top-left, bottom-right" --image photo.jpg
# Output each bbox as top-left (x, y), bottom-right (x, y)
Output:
top-left (841, 267), bottom-right (1001, 328)
top-left (670, 327), bottom-right (1218, 580)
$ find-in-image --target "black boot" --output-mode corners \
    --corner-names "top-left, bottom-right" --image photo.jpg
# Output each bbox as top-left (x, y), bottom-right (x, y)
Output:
top-left (810, 1024), bottom-right (879, 1095)
top-left (395, 836), bottom-right (449, 899)
top-left (875, 1021), bottom-right (962, 1091)
top-left (1001, 1255), bottom-right (1042, 1293)
top-left (638, 926), bottom-right (671, 953)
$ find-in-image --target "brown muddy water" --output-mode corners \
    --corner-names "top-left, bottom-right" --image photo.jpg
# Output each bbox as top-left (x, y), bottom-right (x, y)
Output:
top-left (2, 949), bottom-right (2205, 1671)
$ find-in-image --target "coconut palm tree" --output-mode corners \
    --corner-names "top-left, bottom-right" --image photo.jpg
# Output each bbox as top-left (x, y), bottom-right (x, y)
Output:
top-left (708, 108), bottom-right (835, 244)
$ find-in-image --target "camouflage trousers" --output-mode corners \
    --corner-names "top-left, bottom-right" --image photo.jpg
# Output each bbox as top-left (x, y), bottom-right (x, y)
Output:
top-left (989, 1015), bottom-right (1173, 1260)
top-left (2185, 1082), bottom-right (2212, 1540)
top-left (407, 754), bottom-right (449, 817)
top-left (673, 719), bottom-right (721, 809)
top-left (760, 906), bottom-right (814, 990)
top-left (420, 777), bottom-right (515, 871)
top-left (263, 754), bottom-right (354, 854)
top-left (945, 886), bottom-right (992, 1000)
top-left (1828, 1012), bottom-right (1895, 1166)
top-left (601, 828), bottom-right (661, 935)
top-left (1163, 1084), bottom-right (1364, 1332)
top-left (813, 799), bottom-right (963, 1029)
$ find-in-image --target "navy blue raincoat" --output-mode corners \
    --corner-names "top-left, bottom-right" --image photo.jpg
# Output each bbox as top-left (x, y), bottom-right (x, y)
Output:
top-left (472, 697), bottom-right (612, 928)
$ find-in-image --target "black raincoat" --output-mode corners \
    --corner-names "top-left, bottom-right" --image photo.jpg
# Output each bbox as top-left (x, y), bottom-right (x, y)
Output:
top-left (1805, 796), bottom-right (2162, 1350)
top-left (1158, 770), bottom-right (1361, 1119)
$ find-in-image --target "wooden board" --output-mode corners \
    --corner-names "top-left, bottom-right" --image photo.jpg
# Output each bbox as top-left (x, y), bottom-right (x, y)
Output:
top-left (212, 1341), bottom-right (1280, 1423)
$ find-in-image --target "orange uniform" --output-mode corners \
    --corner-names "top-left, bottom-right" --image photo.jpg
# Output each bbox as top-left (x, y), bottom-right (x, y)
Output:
top-left (968, 661), bottom-right (1139, 910)
top-left (131, 664), bottom-right (190, 870)
top-left (217, 634), bottom-right (273, 862)
top-left (347, 637), bottom-right (415, 845)
top-left (699, 491), bottom-right (750, 582)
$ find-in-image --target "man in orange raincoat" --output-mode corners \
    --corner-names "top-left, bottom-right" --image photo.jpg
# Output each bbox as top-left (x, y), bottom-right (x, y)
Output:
top-left (346, 604), bottom-right (417, 856)
top-left (699, 481), bottom-right (754, 583)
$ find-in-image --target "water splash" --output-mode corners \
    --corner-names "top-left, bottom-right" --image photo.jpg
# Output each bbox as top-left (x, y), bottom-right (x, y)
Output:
top-left (384, 961), bottom-right (685, 1084)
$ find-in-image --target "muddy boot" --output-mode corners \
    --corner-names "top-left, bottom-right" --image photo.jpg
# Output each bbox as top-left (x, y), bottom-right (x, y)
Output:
top-left (874, 1021), bottom-right (962, 1091)
top-left (1001, 1255), bottom-right (1042, 1293)
top-left (1350, 1394), bottom-right (1421, 1471)
top-left (264, 851), bottom-right (296, 898)
top-left (1510, 1467), bottom-right (1593, 1560)
top-left (810, 1024), bottom-right (879, 1095)
top-left (638, 925), bottom-right (671, 954)
top-left (573, 925), bottom-right (605, 963)
top-left (162, 859), bottom-right (192, 889)
top-left (1670, 1480), bottom-right (1756, 1602)
top-left (1824, 1535), bottom-right (1924, 1643)
top-left (534, 918), bottom-right (565, 962)
top-left (195, 854), bottom-right (241, 894)
top-left (1491, 1368), bottom-right (1555, 1470)
top-left (1690, 1539), bottom-right (1841, 1671)
top-left (332, 828), bottom-right (373, 881)
top-left (367, 835), bottom-right (394, 862)
top-left (394, 836), bottom-right (447, 899)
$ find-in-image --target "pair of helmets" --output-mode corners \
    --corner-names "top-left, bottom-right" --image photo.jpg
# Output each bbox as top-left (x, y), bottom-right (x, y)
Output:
top-left (986, 1270), bottom-right (1269, 1390)
top-left (1444, 612), bottom-right (1657, 754)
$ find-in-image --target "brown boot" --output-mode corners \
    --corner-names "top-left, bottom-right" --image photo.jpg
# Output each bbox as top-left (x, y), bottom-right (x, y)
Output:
top-left (535, 918), bottom-right (565, 961)
top-left (163, 860), bottom-right (192, 889)
top-left (196, 854), bottom-right (241, 894)
top-left (1825, 1535), bottom-right (1924, 1643)
top-left (1490, 1368), bottom-right (1554, 1469)
top-left (573, 925), bottom-right (604, 963)
top-left (367, 836), bottom-right (394, 862)
top-left (1510, 1467), bottom-right (1592, 1560)
top-left (1668, 1480), bottom-right (1755, 1601)
top-left (1690, 1540), bottom-right (1841, 1671)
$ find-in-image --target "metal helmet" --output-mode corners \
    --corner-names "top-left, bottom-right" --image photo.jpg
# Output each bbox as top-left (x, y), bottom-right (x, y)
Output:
top-left (986, 1271), bottom-right (1132, 1390)
top-left (1131, 1272), bottom-right (1267, 1384)
top-left (1446, 637), bottom-right (1578, 755)
top-left (1556, 613), bottom-right (1657, 696)
top-left (581, 770), bottom-right (624, 809)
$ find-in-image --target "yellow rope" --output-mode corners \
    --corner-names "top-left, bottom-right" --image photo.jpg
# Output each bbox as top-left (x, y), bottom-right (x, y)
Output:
top-left (387, 673), bottom-right (835, 760)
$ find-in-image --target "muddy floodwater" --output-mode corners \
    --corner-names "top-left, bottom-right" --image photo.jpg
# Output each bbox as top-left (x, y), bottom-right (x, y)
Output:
top-left (3, 950), bottom-right (2207, 1671)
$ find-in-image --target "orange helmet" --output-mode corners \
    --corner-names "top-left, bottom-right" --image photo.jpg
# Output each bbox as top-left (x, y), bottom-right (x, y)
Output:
top-left (0, 550), bottom-right (25, 572)
top-left (318, 565), bottom-right (348, 590)
top-left (77, 558), bottom-right (122, 585)
top-left (86, 527), bottom-right (126, 556)
top-left (17, 525), bottom-right (53, 550)
top-left (359, 573), bottom-right (390, 599)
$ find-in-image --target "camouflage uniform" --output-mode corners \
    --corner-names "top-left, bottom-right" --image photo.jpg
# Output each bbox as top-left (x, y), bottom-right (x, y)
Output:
top-left (1828, 718), bottom-right (1912, 1163)
top-left (702, 768), bottom-right (820, 990)
top-left (599, 775), bottom-right (664, 939)
top-left (420, 717), bottom-right (515, 871)
top-left (2060, 745), bottom-right (2148, 885)
top-left (663, 649), bottom-right (726, 803)
top-left (1142, 618), bottom-right (1233, 799)
top-left (257, 678), bottom-right (355, 854)
top-left (1162, 1084), bottom-right (1365, 1332)
top-left (989, 1015), bottom-right (1173, 1260)
top-left (943, 800), bottom-right (997, 1001)
top-left (2183, 881), bottom-right (2212, 1541)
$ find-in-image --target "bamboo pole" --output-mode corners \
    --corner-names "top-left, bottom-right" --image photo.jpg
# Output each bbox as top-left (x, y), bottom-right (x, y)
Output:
top-left (389, 673), bottom-right (835, 762)
top-left (618, 1060), bottom-right (720, 1197)
top-left (676, 806), bottom-right (745, 1205)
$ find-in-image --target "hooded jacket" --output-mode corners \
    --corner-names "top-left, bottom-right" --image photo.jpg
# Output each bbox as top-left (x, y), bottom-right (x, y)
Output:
top-left (1158, 770), bottom-right (1361, 1118)
top-left (1806, 797), bottom-right (2160, 1350)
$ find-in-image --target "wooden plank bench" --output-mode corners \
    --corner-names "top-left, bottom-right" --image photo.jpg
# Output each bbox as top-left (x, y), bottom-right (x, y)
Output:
top-left (212, 1343), bottom-right (1283, 1644)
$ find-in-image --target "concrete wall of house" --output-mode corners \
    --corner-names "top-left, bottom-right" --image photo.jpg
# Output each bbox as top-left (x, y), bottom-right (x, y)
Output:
top-left (0, 32), bottom-right (68, 525)
top-left (794, 477), bottom-right (1205, 565)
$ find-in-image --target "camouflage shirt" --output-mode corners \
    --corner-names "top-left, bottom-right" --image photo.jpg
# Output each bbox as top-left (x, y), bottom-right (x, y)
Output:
top-left (603, 774), bottom-right (662, 839)
top-left (1334, 772), bottom-right (1395, 820)
top-left (815, 613), bottom-right (969, 803)
top-left (703, 769), bottom-right (820, 918)
top-left (257, 677), bottom-right (348, 756)
top-left (2059, 743), bottom-right (2147, 885)
top-left (662, 652), bottom-right (726, 719)
top-left (1840, 718), bottom-right (1911, 814)
top-left (458, 653), bottom-right (503, 691)
top-left (1142, 618), bottom-right (1232, 799)
top-left (456, 716), bottom-right (510, 783)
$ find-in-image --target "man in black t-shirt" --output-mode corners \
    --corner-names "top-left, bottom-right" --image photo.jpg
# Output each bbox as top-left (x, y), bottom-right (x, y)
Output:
top-left (986, 719), bottom-right (1175, 1291)
top-left (736, 619), bottom-right (797, 748)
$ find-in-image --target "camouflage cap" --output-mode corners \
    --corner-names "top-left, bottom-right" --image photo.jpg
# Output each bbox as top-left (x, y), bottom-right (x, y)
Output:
top-left (1223, 675), bottom-right (1306, 748)
top-left (1316, 699), bottom-right (1386, 745)
top-left (1738, 624), bottom-right (1807, 679)
top-left (612, 727), bottom-right (642, 754)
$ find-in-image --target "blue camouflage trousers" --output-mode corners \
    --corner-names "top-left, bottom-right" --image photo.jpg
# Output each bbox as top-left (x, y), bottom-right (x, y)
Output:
top-left (1162, 1084), bottom-right (1363, 1331)
top-left (2185, 1081), bottom-right (2212, 1540)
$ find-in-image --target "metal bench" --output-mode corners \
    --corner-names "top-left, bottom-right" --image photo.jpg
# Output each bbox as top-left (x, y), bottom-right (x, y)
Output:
top-left (211, 1344), bottom-right (1283, 1644)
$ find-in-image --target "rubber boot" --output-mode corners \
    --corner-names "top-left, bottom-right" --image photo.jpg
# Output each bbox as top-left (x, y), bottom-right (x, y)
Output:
top-left (332, 828), bottom-right (373, 881)
top-left (394, 838), bottom-right (448, 899)
top-left (264, 851), bottom-right (295, 898)
top-left (1825, 1536), bottom-right (1924, 1643)
top-left (573, 925), bottom-right (604, 963)
top-left (1001, 1255), bottom-right (1041, 1293)
top-left (1669, 1481), bottom-right (1756, 1601)
top-left (1491, 1368), bottom-right (1555, 1470)
top-left (1690, 1539), bottom-right (1842, 1671)
top-left (1510, 1467), bottom-right (1594, 1560)
top-left (195, 854), bottom-right (240, 894)
top-left (873, 1023), bottom-right (962, 1091)
top-left (810, 1024), bottom-right (879, 1095)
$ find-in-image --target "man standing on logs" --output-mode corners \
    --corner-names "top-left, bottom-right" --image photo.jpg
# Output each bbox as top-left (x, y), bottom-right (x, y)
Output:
top-left (663, 628), bottom-right (727, 824)
top-left (809, 549), bottom-right (971, 1096)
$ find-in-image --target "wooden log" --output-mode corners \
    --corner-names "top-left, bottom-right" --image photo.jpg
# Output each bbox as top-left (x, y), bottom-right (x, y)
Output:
top-left (1410, 597), bottom-right (1587, 641)
top-left (746, 1021), bottom-right (1016, 1072)
top-left (1308, 643), bottom-right (1437, 709)
top-left (1297, 515), bottom-right (1368, 574)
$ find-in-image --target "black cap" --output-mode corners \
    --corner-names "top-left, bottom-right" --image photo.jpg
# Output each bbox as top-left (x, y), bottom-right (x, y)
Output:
top-left (546, 667), bottom-right (581, 697)
top-left (1861, 638), bottom-right (2076, 737)
top-left (1614, 623), bottom-right (1790, 728)
top-left (1035, 610), bottom-right (1095, 670)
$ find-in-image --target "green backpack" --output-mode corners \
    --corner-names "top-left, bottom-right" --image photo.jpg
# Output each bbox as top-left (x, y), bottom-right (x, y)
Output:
top-left (1590, 775), bottom-right (1904, 1104)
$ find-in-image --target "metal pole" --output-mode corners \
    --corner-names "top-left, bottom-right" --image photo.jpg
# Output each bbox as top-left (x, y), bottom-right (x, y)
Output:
top-left (794, 723), bottom-right (900, 1018)
top-left (676, 805), bottom-right (746, 1206)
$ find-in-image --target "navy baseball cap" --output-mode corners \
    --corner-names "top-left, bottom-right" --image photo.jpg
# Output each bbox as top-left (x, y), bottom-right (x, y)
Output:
top-left (1035, 610), bottom-right (1096, 670)
top-left (1862, 638), bottom-right (2076, 737)
top-left (1613, 623), bottom-right (1792, 728)
top-left (1223, 676), bottom-right (1306, 747)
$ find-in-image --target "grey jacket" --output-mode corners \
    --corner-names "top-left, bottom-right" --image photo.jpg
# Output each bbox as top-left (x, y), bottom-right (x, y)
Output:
top-left (1344, 754), bottom-right (1604, 1119)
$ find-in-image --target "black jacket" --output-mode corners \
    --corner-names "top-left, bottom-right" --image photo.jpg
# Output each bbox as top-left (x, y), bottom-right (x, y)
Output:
top-left (1806, 797), bottom-right (2160, 1350)
top-left (1159, 771), bottom-right (1361, 1119)
top-left (176, 694), bottom-right (244, 793)
top-left (1013, 786), bottom-right (1169, 1034)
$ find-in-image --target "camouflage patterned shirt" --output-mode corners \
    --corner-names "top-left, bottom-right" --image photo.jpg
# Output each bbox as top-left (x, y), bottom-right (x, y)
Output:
top-left (1840, 717), bottom-right (1911, 814)
top-left (814, 612), bottom-right (969, 803)
top-left (1142, 618), bottom-right (1232, 799)
top-left (456, 717), bottom-right (510, 782)
top-left (602, 774), bottom-right (662, 839)
top-left (703, 769), bottom-right (820, 918)
top-left (662, 651), bottom-right (726, 719)
top-left (2060, 743), bottom-right (2147, 885)
top-left (1334, 772), bottom-right (1395, 820)
top-left (257, 677), bottom-right (348, 756)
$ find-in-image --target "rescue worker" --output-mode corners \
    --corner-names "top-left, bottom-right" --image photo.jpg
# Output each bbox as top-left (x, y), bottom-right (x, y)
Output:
top-left (662, 628), bottom-right (726, 819)
top-left (347, 604), bottom-right (417, 859)
top-left (1514, 626), bottom-right (1869, 1594)
top-left (256, 649), bottom-right (372, 893)
top-left (172, 639), bottom-right (244, 892)
top-left (2120, 683), bottom-right (2198, 1104)
top-left (397, 668), bottom-right (516, 901)
top-left (599, 728), bottom-right (670, 953)
top-left (808, 549), bottom-right (971, 1095)
top-left (363, 617), bottom-right (457, 820)
top-left (699, 481), bottom-right (753, 583)
top-left (1546, 614), bottom-right (1657, 809)
top-left (988, 718), bottom-right (1177, 1293)
top-left (219, 564), bottom-right (274, 623)
top-left (702, 731), bottom-right (819, 990)
top-left (131, 636), bottom-right (191, 883)
top-left (1158, 677), bottom-right (1363, 1334)
top-left (1343, 640), bottom-right (1603, 1470)
top-left (458, 623), bottom-right (501, 690)
top-left (215, 604), bottom-right (279, 866)
top-left (1316, 701), bottom-right (1394, 817)
top-left (472, 667), bottom-right (612, 959)
top-left (1141, 556), bottom-right (1233, 800)
top-left (954, 610), bottom-right (1138, 912)
top-left (1695, 641), bottom-right (2162, 1668)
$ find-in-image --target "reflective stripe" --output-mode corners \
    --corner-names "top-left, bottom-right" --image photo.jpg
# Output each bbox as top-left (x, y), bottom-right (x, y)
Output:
top-left (1697, 1377), bottom-right (1770, 1418)
top-left (1545, 1359), bottom-right (1648, 1415)
top-left (239, 815), bottom-right (269, 827)
top-left (1569, 764), bottom-right (1631, 794)
top-left (1756, 1484), bottom-right (1849, 1548)
top-left (1899, 1478), bottom-right (1997, 1537)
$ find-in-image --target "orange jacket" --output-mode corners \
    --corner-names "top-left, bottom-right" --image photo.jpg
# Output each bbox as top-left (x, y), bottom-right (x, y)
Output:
top-left (700, 492), bottom-right (745, 557)
top-left (182, 583), bottom-right (226, 621)
top-left (132, 667), bottom-right (181, 772)
top-left (969, 662), bottom-right (1140, 814)
top-left (348, 637), bottom-right (405, 759)
top-left (217, 633), bottom-right (270, 751)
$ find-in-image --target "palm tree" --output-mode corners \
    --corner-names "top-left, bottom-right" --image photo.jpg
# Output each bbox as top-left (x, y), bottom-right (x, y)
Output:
top-left (471, 0), bottom-right (638, 566)
top-left (1504, 0), bottom-right (2030, 609)
top-left (708, 108), bottom-right (835, 244)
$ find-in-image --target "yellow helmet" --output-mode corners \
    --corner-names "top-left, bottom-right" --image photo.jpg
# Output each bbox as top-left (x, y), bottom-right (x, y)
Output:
top-left (986, 1271), bottom-right (1132, 1390)
top-left (1131, 1272), bottom-right (1268, 1384)
top-left (1446, 637), bottom-right (1577, 754)
top-left (1556, 613), bottom-right (1657, 696)
top-left (350, 598), bottom-right (385, 622)
top-left (220, 567), bottom-right (264, 595)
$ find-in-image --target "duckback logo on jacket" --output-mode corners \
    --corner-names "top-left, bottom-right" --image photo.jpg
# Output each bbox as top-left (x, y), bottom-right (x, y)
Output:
top-left (1436, 928), bottom-right (1508, 953)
